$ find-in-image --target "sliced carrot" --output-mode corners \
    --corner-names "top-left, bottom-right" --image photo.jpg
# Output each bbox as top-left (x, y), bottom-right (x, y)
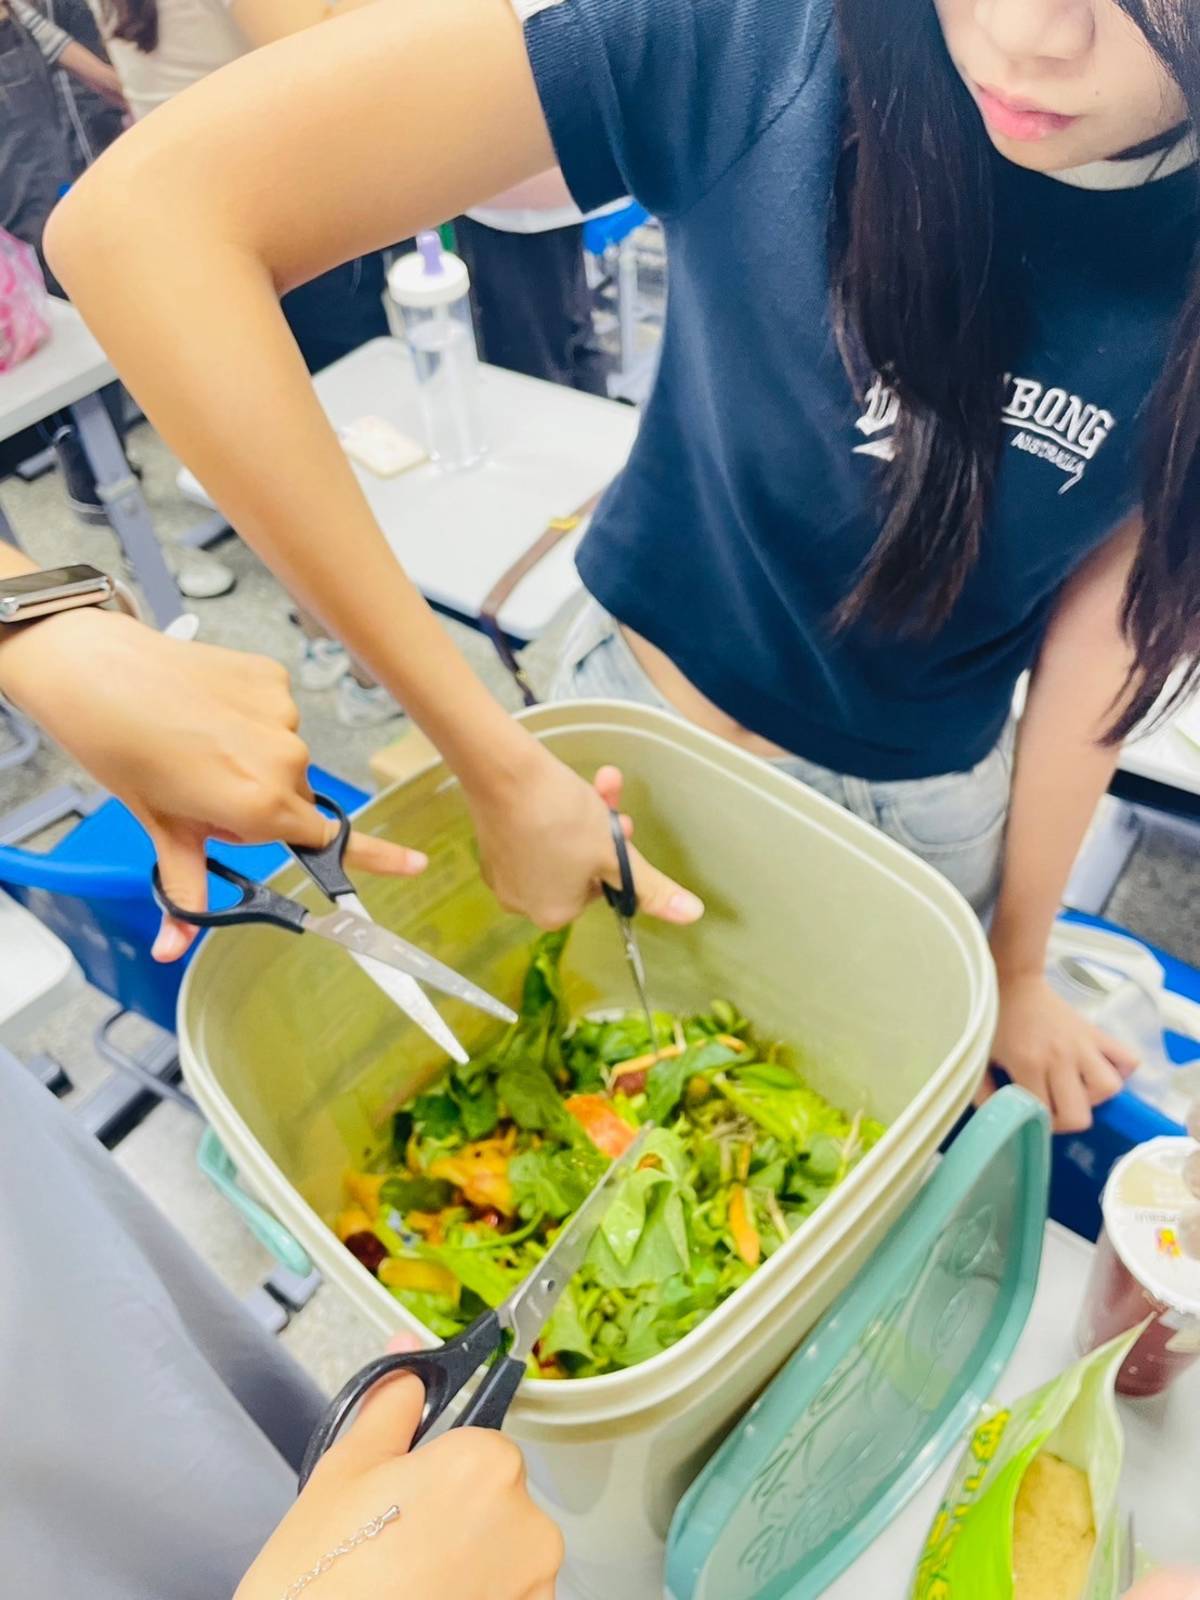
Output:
top-left (430, 1143), bottom-right (515, 1215)
top-left (729, 1185), bottom-right (761, 1267)
top-left (564, 1094), bottom-right (637, 1158)
top-left (716, 1034), bottom-right (748, 1053)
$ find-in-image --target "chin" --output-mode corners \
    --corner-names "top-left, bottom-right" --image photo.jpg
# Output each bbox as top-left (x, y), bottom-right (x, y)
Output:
top-left (982, 129), bottom-right (1100, 174)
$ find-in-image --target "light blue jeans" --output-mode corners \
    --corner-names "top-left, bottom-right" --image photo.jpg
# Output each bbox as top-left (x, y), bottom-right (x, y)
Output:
top-left (549, 601), bottom-right (1015, 916)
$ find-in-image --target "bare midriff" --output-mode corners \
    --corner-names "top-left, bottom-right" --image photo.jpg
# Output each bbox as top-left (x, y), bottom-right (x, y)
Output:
top-left (622, 625), bottom-right (792, 761)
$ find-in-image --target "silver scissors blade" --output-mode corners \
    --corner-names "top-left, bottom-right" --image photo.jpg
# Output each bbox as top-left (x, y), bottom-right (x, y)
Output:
top-left (347, 948), bottom-right (470, 1065)
top-left (504, 1125), bottom-right (653, 1357)
top-left (616, 913), bottom-right (656, 1043)
top-left (304, 895), bottom-right (516, 1024)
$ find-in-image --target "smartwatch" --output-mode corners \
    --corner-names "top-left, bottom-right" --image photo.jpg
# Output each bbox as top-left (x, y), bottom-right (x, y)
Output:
top-left (0, 564), bottom-right (118, 624)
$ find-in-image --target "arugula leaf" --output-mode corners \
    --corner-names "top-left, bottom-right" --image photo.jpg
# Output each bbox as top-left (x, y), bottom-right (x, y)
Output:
top-left (646, 1039), bottom-right (740, 1124)
top-left (452, 1079), bottom-right (500, 1141)
top-left (510, 1144), bottom-right (605, 1222)
top-left (379, 1174), bottom-right (455, 1213)
top-left (497, 1059), bottom-right (582, 1144)
top-left (411, 1092), bottom-right (461, 1141)
top-left (383, 1286), bottom-right (462, 1340)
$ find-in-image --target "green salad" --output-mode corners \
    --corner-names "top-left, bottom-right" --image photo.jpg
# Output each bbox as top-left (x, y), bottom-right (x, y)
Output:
top-left (336, 930), bottom-right (883, 1378)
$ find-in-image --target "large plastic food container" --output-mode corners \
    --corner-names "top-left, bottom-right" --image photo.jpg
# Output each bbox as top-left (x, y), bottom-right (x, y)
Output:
top-left (178, 702), bottom-right (996, 1598)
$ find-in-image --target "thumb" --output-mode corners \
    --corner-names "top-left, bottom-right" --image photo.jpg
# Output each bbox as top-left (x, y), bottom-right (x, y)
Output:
top-left (322, 1372), bottom-right (428, 1477)
top-left (148, 824), bottom-right (208, 962)
top-left (592, 764), bottom-right (624, 811)
top-left (625, 842), bottom-right (704, 925)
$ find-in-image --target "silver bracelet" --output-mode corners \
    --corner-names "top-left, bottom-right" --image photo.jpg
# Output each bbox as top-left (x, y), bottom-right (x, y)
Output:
top-left (280, 1504), bottom-right (402, 1600)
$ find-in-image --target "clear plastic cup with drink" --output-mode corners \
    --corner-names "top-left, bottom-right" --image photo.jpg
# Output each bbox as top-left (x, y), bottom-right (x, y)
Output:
top-left (1076, 1136), bottom-right (1200, 1398)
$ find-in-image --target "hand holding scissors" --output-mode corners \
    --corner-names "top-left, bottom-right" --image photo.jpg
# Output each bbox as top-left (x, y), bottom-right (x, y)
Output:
top-left (151, 792), bottom-right (515, 1063)
top-left (297, 1125), bottom-right (653, 1487)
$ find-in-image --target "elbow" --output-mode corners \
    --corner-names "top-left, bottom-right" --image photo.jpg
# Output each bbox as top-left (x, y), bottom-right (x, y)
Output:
top-left (43, 171), bottom-right (111, 301)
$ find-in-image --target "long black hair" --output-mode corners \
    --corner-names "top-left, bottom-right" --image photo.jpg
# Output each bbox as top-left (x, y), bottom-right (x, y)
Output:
top-left (834, 0), bottom-right (1200, 738)
top-left (99, 0), bottom-right (157, 54)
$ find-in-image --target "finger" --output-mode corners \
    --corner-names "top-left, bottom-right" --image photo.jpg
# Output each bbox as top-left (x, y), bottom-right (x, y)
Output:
top-left (345, 831), bottom-right (428, 878)
top-left (1078, 1048), bottom-right (1124, 1107)
top-left (620, 812), bottom-right (634, 840)
top-left (1094, 1027), bottom-right (1140, 1079)
top-left (622, 842), bottom-right (704, 924)
top-left (147, 826), bottom-right (207, 961)
top-left (592, 765), bottom-right (624, 811)
top-left (1048, 1067), bottom-right (1093, 1135)
top-left (319, 1372), bottom-right (428, 1477)
top-left (385, 1331), bottom-right (425, 1355)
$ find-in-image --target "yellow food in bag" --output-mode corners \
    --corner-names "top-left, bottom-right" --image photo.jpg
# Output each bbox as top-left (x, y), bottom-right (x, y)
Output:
top-left (1012, 1453), bottom-right (1095, 1600)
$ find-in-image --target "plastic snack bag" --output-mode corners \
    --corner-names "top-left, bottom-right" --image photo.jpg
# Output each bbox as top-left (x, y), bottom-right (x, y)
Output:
top-left (911, 1328), bottom-right (1141, 1600)
top-left (0, 228), bottom-right (50, 373)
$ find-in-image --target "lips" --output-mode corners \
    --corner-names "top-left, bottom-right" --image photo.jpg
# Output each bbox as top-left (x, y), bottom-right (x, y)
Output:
top-left (973, 82), bottom-right (1079, 143)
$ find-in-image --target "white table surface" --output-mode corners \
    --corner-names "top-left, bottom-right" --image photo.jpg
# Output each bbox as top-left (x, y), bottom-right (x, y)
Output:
top-left (315, 338), bottom-right (638, 640)
top-left (1120, 693), bottom-right (1200, 802)
top-left (0, 889), bottom-right (81, 1048)
top-left (0, 298), bottom-right (115, 441)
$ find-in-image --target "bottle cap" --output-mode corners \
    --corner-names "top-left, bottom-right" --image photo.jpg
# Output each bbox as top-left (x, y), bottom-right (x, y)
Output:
top-left (387, 236), bottom-right (471, 308)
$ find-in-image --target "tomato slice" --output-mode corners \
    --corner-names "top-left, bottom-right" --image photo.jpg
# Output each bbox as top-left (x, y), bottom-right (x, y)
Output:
top-left (564, 1094), bottom-right (637, 1158)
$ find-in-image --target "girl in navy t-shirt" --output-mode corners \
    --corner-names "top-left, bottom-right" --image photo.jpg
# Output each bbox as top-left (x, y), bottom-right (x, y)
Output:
top-left (49, 0), bottom-right (1198, 1133)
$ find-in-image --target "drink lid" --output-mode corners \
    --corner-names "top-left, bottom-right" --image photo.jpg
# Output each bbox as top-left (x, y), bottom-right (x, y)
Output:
top-left (387, 236), bottom-right (471, 308)
top-left (1102, 1137), bottom-right (1200, 1317)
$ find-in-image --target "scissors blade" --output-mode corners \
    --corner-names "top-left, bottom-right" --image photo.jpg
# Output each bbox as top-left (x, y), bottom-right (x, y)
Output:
top-left (305, 897), bottom-right (516, 1024)
top-left (616, 912), bottom-right (657, 1049)
top-left (347, 948), bottom-right (471, 1065)
top-left (504, 1126), bottom-right (653, 1357)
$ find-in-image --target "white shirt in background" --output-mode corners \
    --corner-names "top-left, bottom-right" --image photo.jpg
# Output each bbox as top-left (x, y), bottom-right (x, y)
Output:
top-left (88, 0), bottom-right (246, 119)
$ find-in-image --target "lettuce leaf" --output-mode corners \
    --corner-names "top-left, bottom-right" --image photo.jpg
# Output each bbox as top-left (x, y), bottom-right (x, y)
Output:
top-left (509, 1144), bottom-right (606, 1222)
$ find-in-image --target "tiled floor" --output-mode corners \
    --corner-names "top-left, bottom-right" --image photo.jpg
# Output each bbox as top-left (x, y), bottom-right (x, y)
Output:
top-left (3, 420), bottom-right (1199, 1402)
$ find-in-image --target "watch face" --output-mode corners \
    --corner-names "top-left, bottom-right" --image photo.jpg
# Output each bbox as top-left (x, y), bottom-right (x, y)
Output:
top-left (0, 564), bottom-right (114, 623)
top-left (1, 564), bottom-right (107, 597)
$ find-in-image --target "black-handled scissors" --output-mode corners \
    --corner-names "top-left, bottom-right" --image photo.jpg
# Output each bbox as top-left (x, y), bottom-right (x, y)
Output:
top-left (601, 808), bottom-right (657, 1045)
top-left (151, 792), bottom-right (515, 1065)
top-left (297, 1125), bottom-right (653, 1488)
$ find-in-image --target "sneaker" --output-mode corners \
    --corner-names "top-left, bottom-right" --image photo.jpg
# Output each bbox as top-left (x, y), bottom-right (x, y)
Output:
top-left (50, 424), bottom-right (145, 525)
top-left (51, 424), bottom-right (107, 525)
top-left (298, 635), bottom-right (350, 691)
top-left (168, 548), bottom-right (237, 600)
top-left (337, 676), bottom-right (404, 728)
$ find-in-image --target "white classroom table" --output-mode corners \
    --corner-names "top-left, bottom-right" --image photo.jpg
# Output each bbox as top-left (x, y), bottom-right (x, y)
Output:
top-left (179, 336), bottom-right (639, 642)
top-left (0, 299), bottom-right (183, 627)
top-left (558, 1223), bottom-right (1199, 1598)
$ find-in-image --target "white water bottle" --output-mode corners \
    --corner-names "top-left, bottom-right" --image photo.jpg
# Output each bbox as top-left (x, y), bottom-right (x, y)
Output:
top-left (386, 232), bottom-right (487, 470)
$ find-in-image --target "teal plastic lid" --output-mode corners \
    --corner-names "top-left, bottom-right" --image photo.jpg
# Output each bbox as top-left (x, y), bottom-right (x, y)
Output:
top-left (666, 1087), bottom-right (1050, 1600)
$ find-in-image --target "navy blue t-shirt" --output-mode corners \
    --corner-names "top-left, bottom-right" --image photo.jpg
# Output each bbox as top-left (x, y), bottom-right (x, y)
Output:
top-left (522, 0), bottom-right (1197, 779)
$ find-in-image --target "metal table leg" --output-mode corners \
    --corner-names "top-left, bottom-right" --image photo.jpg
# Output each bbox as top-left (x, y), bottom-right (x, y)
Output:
top-left (69, 390), bottom-right (184, 628)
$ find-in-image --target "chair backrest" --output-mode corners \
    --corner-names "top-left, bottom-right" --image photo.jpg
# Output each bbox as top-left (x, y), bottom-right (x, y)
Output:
top-left (583, 201), bottom-right (651, 256)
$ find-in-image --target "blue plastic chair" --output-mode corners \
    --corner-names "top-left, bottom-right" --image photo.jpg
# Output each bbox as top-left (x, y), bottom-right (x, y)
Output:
top-left (582, 200), bottom-right (650, 256)
top-left (0, 765), bottom-right (367, 1032)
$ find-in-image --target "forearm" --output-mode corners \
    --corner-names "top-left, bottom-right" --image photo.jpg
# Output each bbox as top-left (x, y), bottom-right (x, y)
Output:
top-left (47, 0), bottom-right (555, 797)
top-left (989, 522), bottom-right (1139, 977)
top-left (57, 39), bottom-right (127, 106)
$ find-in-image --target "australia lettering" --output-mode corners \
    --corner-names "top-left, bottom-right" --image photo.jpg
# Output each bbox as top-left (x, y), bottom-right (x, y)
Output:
top-left (853, 373), bottom-right (1116, 492)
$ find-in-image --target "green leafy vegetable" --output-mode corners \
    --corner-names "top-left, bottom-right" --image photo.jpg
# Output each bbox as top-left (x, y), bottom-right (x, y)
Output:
top-left (339, 930), bottom-right (885, 1379)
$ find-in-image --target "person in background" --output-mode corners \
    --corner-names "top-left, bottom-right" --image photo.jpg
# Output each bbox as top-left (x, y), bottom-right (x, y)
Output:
top-left (92, 0), bottom-right (390, 376)
top-left (455, 170), bottom-right (614, 396)
top-left (40, 0), bottom-right (126, 174)
top-left (0, 538), bottom-right (562, 1600)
